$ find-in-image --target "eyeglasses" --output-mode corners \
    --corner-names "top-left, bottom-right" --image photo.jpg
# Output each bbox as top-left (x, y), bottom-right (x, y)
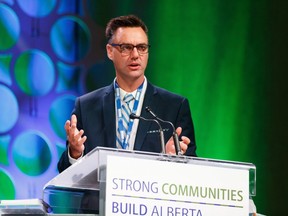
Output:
top-left (110, 43), bottom-right (150, 55)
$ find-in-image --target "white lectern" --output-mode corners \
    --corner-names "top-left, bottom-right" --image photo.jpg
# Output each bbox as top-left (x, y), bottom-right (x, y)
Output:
top-left (42, 147), bottom-right (256, 216)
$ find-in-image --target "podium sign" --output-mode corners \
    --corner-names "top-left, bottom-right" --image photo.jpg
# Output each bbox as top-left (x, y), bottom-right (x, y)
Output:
top-left (106, 155), bottom-right (249, 216)
top-left (43, 147), bottom-right (255, 215)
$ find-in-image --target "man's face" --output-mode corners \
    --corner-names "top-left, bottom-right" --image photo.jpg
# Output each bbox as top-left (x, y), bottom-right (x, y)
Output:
top-left (106, 27), bottom-right (149, 82)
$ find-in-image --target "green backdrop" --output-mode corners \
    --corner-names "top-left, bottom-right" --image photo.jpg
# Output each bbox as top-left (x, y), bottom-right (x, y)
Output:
top-left (142, 0), bottom-right (287, 214)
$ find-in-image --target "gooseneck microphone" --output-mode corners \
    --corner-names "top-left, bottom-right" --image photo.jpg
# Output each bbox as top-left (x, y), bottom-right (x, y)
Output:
top-left (145, 106), bottom-right (182, 155)
top-left (130, 113), bottom-right (166, 154)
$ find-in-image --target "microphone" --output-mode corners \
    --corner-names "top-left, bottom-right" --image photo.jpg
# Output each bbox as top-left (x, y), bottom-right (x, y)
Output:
top-left (130, 113), bottom-right (166, 154)
top-left (145, 106), bottom-right (182, 155)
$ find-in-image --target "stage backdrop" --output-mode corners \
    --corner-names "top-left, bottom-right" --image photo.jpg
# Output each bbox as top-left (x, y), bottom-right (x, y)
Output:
top-left (0, 0), bottom-right (287, 215)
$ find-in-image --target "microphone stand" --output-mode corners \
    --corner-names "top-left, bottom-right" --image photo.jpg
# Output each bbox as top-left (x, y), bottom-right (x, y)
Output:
top-left (145, 107), bottom-right (182, 155)
top-left (130, 113), bottom-right (166, 154)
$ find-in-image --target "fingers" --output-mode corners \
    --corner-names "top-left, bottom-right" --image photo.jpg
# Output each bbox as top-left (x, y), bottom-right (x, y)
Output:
top-left (65, 114), bottom-right (86, 159)
top-left (65, 114), bottom-right (77, 138)
top-left (64, 120), bottom-right (71, 135)
top-left (179, 135), bottom-right (190, 154)
top-left (165, 136), bottom-right (175, 154)
top-left (65, 115), bottom-right (78, 137)
top-left (181, 135), bottom-right (190, 145)
top-left (72, 129), bottom-right (86, 146)
top-left (70, 114), bottom-right (77, 134)
top-left (75, 129), bottom-right (84, 142)
top-left (71, 114), bottom-right (77, 125)
top-left (175, 127), bottom-right (182, 136)
top-left (175, 127), bottom-right (190, 155)
top-left (69, 132), bottom-right (87, 159)
top-left (179, 138), bottom-right (188, 153)
top-left (165, 127), bottom-right (190, 155)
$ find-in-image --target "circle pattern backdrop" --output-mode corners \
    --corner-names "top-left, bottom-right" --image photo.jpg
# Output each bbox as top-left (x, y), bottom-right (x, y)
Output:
top-left (14, 50), bottom-right (55, 96)
top-left (50, 16), bottom-right (91, 63)
top-left (0, 4), bottom-right (20, 50)
top-left (0, 0), bottom-right (110, 199)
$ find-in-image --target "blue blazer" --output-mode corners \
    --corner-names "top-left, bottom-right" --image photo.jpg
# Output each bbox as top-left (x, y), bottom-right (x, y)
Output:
top-left (58, 82), bottom-right (196, 172)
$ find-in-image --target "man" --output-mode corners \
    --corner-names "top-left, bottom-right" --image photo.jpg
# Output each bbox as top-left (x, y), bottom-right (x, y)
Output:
top-left (58, 15), bottom-right (197, 173)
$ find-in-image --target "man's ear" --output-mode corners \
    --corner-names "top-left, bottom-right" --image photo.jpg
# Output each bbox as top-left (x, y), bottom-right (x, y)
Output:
top-left (106, 44), bottom-right (113, 60)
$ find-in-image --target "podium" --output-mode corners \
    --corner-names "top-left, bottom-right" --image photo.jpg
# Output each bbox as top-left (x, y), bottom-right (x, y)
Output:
top-left (42, 147), bottom-right (256, 215)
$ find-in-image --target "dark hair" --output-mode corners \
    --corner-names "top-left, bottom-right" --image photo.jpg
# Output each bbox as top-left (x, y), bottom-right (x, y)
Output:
top-left (105, 15), bottom-right (148, 43)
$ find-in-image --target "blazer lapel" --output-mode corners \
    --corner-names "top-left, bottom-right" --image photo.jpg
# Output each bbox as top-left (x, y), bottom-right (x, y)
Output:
top-left (103, 83), bottom-right (116, 148)
top-left (134, 82), bottom-right (158, 150)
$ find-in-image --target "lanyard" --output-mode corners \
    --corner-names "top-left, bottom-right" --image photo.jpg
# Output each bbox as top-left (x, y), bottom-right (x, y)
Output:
top-left (114, 81), bottom-right (144, 149)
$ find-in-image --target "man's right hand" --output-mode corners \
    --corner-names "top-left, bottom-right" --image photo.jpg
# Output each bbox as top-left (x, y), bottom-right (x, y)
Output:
top-left (64, 114), bottom-right (87, 159)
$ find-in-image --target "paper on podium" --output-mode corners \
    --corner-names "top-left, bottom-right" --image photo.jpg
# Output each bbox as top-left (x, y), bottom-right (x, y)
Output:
top-left (0, 198), bottom-right (50, 215)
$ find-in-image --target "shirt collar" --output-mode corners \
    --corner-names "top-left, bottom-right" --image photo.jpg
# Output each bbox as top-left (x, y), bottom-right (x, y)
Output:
top-left (117, 77), bottom-right (147, 100)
